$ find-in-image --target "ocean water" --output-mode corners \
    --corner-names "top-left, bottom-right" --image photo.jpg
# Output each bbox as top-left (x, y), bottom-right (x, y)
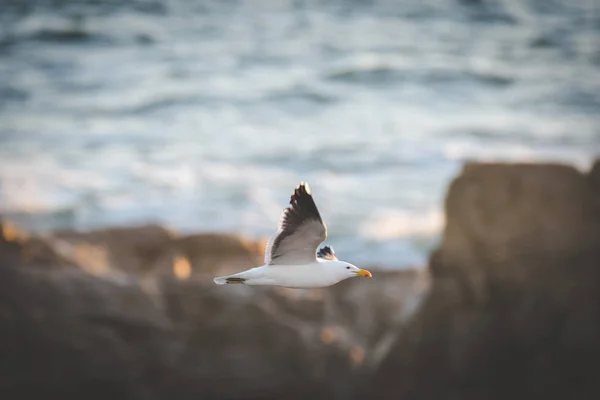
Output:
top-left (0, 0), bottom-right (599, 268)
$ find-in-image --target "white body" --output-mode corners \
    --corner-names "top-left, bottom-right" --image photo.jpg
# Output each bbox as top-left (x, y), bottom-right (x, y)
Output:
top-left (214, 259), bottom-right (362, 288)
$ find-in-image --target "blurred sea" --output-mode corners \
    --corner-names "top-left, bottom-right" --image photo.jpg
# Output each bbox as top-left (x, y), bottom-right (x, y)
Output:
top-left (0, 0), bottom-right (599, 268)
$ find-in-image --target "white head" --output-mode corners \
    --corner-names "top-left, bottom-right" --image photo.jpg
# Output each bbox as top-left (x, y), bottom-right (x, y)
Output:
top-left (328, 260), bottom-right (373, 282)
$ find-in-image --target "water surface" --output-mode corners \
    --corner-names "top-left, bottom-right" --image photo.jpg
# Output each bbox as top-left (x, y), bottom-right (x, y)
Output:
top-left (1, 0), bottom-right (599, 268)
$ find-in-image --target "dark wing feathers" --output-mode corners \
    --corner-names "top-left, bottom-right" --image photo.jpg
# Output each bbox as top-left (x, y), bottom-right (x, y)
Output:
top-left (265, 183), bottom-right (327, 265)
top-left (317, 245), bottom-right (338, 261)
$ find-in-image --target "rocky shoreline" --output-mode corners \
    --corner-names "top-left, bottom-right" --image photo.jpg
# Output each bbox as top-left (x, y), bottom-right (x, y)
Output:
top-left (0, 220), bottom-right (429, 400)
top-left (1, 160), bottom-right (599, 400)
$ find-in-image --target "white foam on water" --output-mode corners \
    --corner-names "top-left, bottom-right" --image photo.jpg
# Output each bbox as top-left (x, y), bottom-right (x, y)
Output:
top-left (1, 0), bottom-right (598, 267)
top-left (360, 209), bottom-right (446, 242)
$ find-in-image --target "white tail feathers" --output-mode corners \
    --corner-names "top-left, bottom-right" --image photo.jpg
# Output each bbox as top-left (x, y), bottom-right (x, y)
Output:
top-left (213, 276), bottom-right (228, 285)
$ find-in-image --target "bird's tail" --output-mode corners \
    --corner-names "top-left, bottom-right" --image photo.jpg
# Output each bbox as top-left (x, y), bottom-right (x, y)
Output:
top-left (213, 275), bottom-right (247, 285)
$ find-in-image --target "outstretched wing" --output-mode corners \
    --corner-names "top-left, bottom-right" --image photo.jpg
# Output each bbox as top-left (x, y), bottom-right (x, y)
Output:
top-left (317, 246), bottom-right (338, 261)
top-left (264, 182), bottom-right (327, 265)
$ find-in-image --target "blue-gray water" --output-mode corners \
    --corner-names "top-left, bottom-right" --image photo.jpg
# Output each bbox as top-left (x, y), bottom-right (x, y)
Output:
top-left (1, 0), bottom-right (599, 268)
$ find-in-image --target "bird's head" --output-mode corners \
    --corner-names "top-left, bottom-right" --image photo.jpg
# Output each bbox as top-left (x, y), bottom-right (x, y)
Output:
top-left (331, 261), bottom-right (372, 280)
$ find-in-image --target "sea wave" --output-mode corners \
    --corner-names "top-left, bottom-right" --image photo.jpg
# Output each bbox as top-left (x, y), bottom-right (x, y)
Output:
top-left (1, 0), bottom-right (598, 267)
top-left (360, 209), bottom-right (445, 242)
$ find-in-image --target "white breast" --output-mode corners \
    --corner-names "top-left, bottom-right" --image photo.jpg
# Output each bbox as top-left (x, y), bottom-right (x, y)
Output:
top-left (244, 262), bottom-right (342, 288)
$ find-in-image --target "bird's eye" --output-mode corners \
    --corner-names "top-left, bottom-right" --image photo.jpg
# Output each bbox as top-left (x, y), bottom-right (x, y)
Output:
top-left (346, 266), bottom-right (351, 270)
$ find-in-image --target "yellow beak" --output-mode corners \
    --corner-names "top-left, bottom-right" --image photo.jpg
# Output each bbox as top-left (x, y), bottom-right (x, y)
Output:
top-left (356, 269), bottom-right (372, 278)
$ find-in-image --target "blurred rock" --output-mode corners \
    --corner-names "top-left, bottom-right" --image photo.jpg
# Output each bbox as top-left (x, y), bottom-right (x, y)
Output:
top-left (442, 162), bottom-right (599, 281)
top-left (23, 225), bottom-right (266, 279)
top-left (0, 220), bottom-right (75, 269)
top-left (0, 220), bottom-right (23, 266)
top-left (49, 225), bottom-right (176, 275)
top-left (0, 221), bottom-right (425, 400)
top-left (369, 161), bottom-right (600, 400)
top-left (174, 233), bottom-right (266, 279)
top-left (8, 160), bottom-right (598, 400)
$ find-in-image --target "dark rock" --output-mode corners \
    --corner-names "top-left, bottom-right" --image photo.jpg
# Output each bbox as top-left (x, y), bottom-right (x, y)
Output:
top-left (174, 233), bottom-right (266, 279)
top-left (0, 220), bottom-right (74, 269)
top-left (50, 224), bottom-right (176, 275)
top-left (368, 161), bottom-right (600, 400)
top-left (10, 159), bottom-right (599, 400)
top-left (0, 222), bottom-right (425, 400)
top-left (29, 226), bottom-right (266, 279)
top-left (0, 221), bottom-right (23, 266)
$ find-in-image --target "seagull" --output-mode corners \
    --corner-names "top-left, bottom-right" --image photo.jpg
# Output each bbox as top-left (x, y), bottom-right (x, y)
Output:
top-left (214, 182), bottom-right (372, 288)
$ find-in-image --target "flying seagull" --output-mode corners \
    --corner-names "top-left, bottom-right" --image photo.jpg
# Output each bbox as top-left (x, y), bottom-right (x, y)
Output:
top-left (214, 182), bottom-right (372, 288)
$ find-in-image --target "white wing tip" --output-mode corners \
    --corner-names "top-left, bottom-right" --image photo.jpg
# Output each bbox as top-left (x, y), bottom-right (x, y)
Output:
top-left (299, 181), bottom-right (311, 194)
